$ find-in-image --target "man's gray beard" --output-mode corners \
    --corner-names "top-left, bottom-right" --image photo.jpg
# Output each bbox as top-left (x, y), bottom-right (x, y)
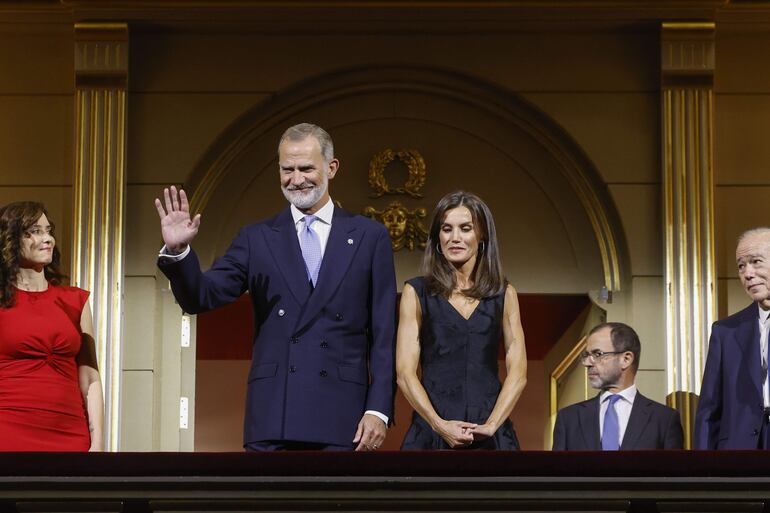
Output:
top-left (282, 182), bottom-right (326, 210)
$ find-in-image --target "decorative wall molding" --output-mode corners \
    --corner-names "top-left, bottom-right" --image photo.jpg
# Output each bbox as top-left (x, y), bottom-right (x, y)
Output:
top-left (72, 21), bottom-right (129, 452)
top-left (661, 22), bottom-right (716, 449)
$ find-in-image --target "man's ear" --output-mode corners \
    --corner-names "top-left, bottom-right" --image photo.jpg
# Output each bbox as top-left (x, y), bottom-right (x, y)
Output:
top-left (620, 352), bottom-right (634, 371)
top-left (327, 159), bottom-right (340, 179)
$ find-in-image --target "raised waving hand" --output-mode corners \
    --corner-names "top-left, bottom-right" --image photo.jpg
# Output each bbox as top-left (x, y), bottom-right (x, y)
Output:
top-left (154, 186), bottom-right (201, 253)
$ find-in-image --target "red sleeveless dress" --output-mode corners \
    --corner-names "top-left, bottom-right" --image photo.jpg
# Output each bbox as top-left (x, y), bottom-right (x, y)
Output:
top-left (0, 285), bottom-right (91, 451)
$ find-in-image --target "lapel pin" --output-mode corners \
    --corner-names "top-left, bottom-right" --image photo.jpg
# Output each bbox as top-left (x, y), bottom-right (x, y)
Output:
top-left (347, 238), bottom-right (354, 245)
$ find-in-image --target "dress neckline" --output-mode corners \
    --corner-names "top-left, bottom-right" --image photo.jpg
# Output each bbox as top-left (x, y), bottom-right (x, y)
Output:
top-left (443, 295), bottom-right (482, 322)
top-left (14, 284), bottom-right (51, 294)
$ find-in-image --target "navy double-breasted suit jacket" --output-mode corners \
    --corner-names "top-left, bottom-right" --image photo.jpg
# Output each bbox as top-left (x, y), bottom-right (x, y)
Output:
top-left (552, 392), bottom-right (683, 450)
top-left (158, 206), bottom-right (397, 447)
top-left (694, 303), bottom-right (764, 449)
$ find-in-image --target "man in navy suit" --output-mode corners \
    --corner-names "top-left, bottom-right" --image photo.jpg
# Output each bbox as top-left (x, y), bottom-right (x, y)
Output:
top-left (155, 123), bottom-right (396, 451)
top-left (695, 228), bottom-right (770, 449)
top-left (552, 322), bottom-right (683, 451)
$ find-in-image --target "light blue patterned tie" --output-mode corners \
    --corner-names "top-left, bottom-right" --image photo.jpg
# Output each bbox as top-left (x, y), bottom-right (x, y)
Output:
top-left (299, 215), bottom-right (322, 287)
top-left (601, 394), bottom-right (621, 451)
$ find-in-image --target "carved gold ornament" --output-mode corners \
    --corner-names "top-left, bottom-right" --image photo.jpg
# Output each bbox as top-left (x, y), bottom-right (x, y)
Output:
top-left (363, 201), bottom-right (428, 252)
top-left (368, 149), bottom-right (426, 198)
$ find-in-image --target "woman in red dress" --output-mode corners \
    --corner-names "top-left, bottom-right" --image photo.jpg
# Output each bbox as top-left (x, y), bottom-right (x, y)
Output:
top-left (0, 201), bottom-right (103, 451)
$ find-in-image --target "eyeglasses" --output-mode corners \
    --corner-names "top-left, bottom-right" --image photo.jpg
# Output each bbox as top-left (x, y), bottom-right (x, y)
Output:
top-left (579, 350), bottom-right (625, 363)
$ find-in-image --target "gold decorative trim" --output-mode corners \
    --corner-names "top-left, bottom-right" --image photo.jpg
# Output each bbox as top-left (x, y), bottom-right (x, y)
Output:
top-left (661, 22), bottom-right (716, 429)
top-left (363, 201), bottom-right (428, 251)
top-left (368, 149), bottom-right (426, 198)
top-left (549, 335), bottom-right (587, 440)
top-left (73, 22), bottom-right (128, 452)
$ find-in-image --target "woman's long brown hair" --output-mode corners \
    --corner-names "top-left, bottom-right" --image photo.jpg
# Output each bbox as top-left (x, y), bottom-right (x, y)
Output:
top-left (0, 202), bottom-right (66, 308)
top-left (422, 191), bottom-right (506, 299)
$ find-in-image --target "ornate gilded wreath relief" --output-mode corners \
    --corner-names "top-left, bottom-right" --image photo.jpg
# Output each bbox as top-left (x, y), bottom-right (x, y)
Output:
top-left (363, 149), bottom-right (429, 252)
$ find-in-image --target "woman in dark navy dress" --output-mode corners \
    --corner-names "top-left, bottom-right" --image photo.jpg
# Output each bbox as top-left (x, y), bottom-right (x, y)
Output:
top-left (397, 191), bottom-right (527, 450)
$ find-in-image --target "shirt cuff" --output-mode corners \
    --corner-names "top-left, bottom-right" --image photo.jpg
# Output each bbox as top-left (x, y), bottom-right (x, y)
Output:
top-left (364, 410), bottom-right (388, 425)
top-left (158, 245), bottom-right (191, 261)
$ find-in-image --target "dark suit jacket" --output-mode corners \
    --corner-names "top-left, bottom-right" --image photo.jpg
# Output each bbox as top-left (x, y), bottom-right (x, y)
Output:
top-left (552, 391), bottom-right (683, 450)
top-left (694, 303), bottom-right (764, 449)
top-left (158, 206), bottom-right (397, 447)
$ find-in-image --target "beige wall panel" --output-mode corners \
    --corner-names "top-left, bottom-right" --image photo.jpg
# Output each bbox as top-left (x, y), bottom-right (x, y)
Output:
top-left (714, 185), bottom-right (770, 279)
top-left (635, 369), bottom-right (666, 404)
top-left (716, 29), bottom-right (770, 94)
top-left (608, 184), bottom-right (662, 276)
top-left (631, 276), bottom-right (666, 371)
top-left (524, 93), bottom-right (659, 184)
top-left (195, 359), bottom-right (248, 452)
top-left (715, 94), bottom-right (770, 185)
top-left (120, 370), bottom-right (154, 451)
top-left (126, 184), bottom-right (166, 277)
top-left (128, 93), bottom-right (267, 184)
top-left (0, 95), bottom-right (73, 185)
top-left (131, 31), bottom-right (656, 94)
top-left (512, 358), bottom-right (546, 450)
top-left (0, 29), bottom-right (73, 94)
top-left (123, 276), bottom-right (157, 370)
top-left (718, 277), bottom-right (752, 319)
top-left (0, 185), bottom-right (72, 272)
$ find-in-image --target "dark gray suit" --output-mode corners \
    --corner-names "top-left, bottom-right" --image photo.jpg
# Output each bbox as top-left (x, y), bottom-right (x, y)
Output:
top-left (552, 392), bottom-right (683, 450)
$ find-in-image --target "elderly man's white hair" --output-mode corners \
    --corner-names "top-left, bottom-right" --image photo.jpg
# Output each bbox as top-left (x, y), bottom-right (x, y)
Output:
top-left (737, 227), bottom-right (770, 246)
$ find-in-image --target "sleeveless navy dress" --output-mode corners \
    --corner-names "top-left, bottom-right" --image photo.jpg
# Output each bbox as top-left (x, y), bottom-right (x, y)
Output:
top-left (400, 277), bottom-right (520, 450)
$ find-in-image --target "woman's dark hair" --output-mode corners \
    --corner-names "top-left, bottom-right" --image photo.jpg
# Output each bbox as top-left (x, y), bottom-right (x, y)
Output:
top-left (422, 191), bottom-right (505, 299)
top-left (0, 201), bottom-right (66, 308)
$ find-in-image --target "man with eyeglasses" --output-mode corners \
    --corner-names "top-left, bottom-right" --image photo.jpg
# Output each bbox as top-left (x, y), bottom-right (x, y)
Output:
top-left (695, 228), bottom-right (770, 449)
top-left (552, 322), bottom-right (683, 451)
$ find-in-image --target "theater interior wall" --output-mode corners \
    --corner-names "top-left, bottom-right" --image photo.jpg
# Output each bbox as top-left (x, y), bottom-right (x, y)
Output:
top-left (1, 7), bottom-right (769, 450)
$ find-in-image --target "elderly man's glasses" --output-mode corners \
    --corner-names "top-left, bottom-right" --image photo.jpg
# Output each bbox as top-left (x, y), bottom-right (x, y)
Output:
top-left (579, 350), bottom-right (625, 363)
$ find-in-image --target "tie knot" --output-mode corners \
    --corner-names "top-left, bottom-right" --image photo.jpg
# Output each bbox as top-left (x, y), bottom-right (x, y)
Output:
top-left (304, 215), bottom-right (318, 229)
top-left (606, 394), bottom-right (621, 405)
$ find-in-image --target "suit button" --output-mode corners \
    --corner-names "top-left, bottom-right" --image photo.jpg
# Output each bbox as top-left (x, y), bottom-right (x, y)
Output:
top-left (753, 429), bottom-right (760, 436)
top-left (278, 309), bottom-right (285, 317)
top-left (335, 313), bottom-right (343, 321)
top-left (289, 366), bottom-right (296, 373)
top-left (320, 370), bottom-right (328, 377)
top-left (320, 341), bottom-right (328, 348)
top-left (291, 337), bottom-right (299, 344)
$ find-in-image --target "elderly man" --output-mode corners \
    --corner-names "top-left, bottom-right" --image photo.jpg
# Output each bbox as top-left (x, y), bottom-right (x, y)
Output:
top-left (552, 322), bottom-right (683, 451)
top-left (695, 228), bottom-right (770, 449)
top-left (155, 123), bottom-right (396, 451)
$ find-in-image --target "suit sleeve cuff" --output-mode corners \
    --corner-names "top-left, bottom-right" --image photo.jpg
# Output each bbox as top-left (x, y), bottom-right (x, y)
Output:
top-left (158, 244), bottom-right (191, 261)
top-left (365, 410), bottom-right (388, 425)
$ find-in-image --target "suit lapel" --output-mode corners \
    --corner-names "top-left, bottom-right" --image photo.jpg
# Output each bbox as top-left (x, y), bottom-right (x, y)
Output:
top-left (265, 208), bottom-right (311, 306)
top-left (295, 208), bottom-right (361, 332)
top-left (579, 395), bottom-right (601, 450)
top-left (620, 393), bottom-right (651, 450)
top-left (736, 305), bottom-right (762, 395)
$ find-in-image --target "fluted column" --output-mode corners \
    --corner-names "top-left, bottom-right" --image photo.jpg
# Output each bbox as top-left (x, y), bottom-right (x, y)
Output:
top-left (72, 22), bottom-right (128, 451)
top-left (661, 22), bottom-right (716, 449)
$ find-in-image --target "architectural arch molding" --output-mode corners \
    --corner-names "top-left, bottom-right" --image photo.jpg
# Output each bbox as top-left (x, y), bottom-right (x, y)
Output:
top-left (186, 65), bottom-right (628, 292)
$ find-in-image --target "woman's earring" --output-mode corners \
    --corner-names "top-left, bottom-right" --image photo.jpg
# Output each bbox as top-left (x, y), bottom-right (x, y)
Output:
top-left (436, 242), bottom-right (443, 255)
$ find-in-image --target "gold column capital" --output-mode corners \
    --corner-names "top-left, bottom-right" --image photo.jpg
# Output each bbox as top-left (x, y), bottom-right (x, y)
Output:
top-left (661, 21), bottom-right (715, 86)
top-left (74, 22), bottom-right (128, 88)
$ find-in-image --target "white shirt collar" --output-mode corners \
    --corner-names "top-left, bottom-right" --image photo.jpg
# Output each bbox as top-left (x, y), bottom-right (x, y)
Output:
top-left (600, 383), bottom-right (637, 405)
top-left (759, 303), bottom-right (770, 323)
top-left (290, 197), bottom-right (334, 226)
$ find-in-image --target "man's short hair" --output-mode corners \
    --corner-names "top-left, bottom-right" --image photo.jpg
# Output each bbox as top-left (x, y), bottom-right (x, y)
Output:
top-left (587, 322), bottom-right (641, 373)
top-left (278, 123), bottom-right (334, 164)
top-left (737, 227), bottom-right (770, 247)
